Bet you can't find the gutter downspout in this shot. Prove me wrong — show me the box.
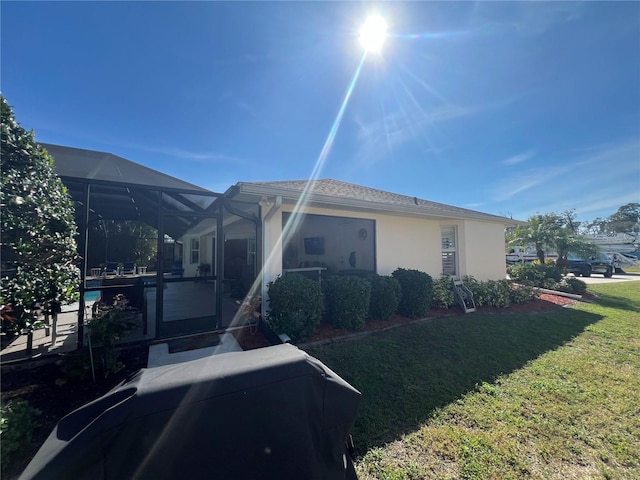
[261,196,282,318]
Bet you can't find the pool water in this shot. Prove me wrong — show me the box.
[84,291,100,302]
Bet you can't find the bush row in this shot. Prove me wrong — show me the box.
[267,268,543,343]
[432,275,539,308]
[507,263,587,294]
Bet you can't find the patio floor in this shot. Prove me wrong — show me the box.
[0,284,248,364]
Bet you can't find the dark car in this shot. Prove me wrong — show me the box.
[567,252,614,278]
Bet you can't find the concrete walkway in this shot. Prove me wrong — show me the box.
[147,332,242,367]
[572,272,640,284]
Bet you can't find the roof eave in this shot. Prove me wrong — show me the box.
[237,182,522,225]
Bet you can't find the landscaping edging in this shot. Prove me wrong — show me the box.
[298,316,435,350]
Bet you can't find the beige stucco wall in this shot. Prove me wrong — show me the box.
[458,220,507,281]
[260,203,507,284]
[375,215,443,277]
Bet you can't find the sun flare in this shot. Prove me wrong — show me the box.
[359,14,387,53]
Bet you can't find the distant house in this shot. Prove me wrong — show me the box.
[47,143,522,341]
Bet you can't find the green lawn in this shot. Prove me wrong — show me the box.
[305,283,640,479]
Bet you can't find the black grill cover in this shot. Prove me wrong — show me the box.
[20,344,360,480]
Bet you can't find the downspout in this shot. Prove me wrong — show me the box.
[261,196,282,318]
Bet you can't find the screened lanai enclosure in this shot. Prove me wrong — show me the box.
[45,144,260,347]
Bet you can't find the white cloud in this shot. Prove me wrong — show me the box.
[115,142,244,165]
[470,1,585,37]
[354,103,468,165]
[502,149,535,166]
[493,163,572,202]
[494,138,640,220]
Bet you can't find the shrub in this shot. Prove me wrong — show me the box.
[508,262,562,287]
[556,277,587,294]
[533,258,556,266]
[508,283,539,304]
[324,276,372,330]
[432,275,456,309]
[88,294,140,376]
[1,96,80,338]
[1,399,40,471]
[463,277,512,308]
[368,275,401,321]
[266,274,322,342]
[392,268,433,318]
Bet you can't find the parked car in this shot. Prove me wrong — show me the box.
[567,252,614,278]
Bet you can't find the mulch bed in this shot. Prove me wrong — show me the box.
[230,326,273,350]
[1,292,577,479]
[306,292,578,344]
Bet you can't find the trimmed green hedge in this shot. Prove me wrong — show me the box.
[432,275,456,309]
[324,275,372,330]
[392,268,433,318]
[368,275,401,321]
[266,274,323,342]
[556,277,587,294]
[462,277,538,307]
[508,262,562,287]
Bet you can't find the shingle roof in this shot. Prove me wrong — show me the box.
[239,179,516,223]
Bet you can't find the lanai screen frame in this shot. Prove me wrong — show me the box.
[61,177,225,348]
[44,142,231,347]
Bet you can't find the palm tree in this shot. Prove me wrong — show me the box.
[508,214,562,264]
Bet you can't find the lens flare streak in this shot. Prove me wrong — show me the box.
[283,51,368,237]
[227,51,369,330]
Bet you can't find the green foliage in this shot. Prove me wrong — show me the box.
[368,275,401,321]
[432,275,456,309]
[462,277,511,308]
[606,203,640,234]
[1,96,79,336]
[88,294,140,376]
[88,220,158,271]
[508,283,539,304]
[392,268,433,318]
[266,274,323,342]
[508,211,598,268]
[508,262,562,287]
[556,277,588,295]
[324,276,372,330]
[1,399,40,470]
[508,214,563,264]
[311,283,640,478]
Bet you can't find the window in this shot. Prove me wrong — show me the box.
[190,238,200,264]
[282,213,375,274]
[441,226,457,275]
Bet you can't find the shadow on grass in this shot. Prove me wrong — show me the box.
[591,292,639,312]
[306,309,603,455]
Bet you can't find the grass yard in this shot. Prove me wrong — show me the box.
[305,283,640,479]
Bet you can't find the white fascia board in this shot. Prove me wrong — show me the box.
[238,183,523,226]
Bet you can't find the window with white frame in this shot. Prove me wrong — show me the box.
[190,238,200,264]
[441,226,457,275]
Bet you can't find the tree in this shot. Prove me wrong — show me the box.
[607,203,640,234]
[582,217,608,235]
[560,209,581,234]
[87,220,158,271]
[0,96,79,335]
[508,214,563,263]
[551,227,599,270]
[508,211,598,268]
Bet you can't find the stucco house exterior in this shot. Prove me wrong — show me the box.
[47,143,522,341]
[221,180,521,307]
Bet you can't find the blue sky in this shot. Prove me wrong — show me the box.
[2,1,639,223]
